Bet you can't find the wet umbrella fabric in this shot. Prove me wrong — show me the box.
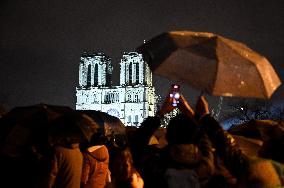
[77,110,127,147]
[77,110,126,137]
[228,119,281,140]
[137,31,281,99]
[0,104,65,157]
[0,104,99,157]
[47,112,100,146]
[228,119,284,163]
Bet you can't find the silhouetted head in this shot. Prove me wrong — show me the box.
[166,113,199,145]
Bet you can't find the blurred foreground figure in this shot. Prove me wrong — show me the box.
[111,147,144,188]
[131,85,284,188]
[81,134,111,188]
[196,95,284,188]
[39,113,92,188]
[129,89,214,188]
[0,105,100,188]
[45,142,83,188]
[164,113,215,188]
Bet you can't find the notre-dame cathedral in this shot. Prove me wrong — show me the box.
[76,51,156,126]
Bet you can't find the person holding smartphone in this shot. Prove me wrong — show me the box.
[130,85,215,188]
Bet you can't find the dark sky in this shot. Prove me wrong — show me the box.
[0,0,283,114]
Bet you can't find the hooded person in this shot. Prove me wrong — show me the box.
[81,142,111,188]
[164,113,215,188]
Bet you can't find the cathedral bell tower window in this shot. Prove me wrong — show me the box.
[94,64,98,86]
[87,64,91,87]
[135,63,139,84]
[128,63,132,85]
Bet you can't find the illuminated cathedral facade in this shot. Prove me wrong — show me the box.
[76,52,156,126]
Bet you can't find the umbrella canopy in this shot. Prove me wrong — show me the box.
[48,112,99,146]
[228,119,284,163]
[227,119,279,140]
[228,121,261,140]
[77,110,127,147]
[0,104,99,157]
[231,135,263,157]
[137,31,281,99]
[77,110,126,137]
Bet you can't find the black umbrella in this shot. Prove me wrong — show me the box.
[47,112,99,146]
[77,110,126,137]
[77,110,127,147]
[0,104,99,157]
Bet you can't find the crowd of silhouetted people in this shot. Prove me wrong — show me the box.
[0,89,284,188]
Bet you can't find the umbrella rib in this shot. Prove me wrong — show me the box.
[219,37,262,63]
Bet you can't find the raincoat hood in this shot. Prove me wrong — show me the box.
[87,145,109,162]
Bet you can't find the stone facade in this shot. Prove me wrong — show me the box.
[76,52,156,126]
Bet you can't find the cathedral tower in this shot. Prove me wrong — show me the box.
[76,51,156,126]
[78,52,112,88]
[120,52,152,86]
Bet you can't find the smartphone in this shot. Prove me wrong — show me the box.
[170,84,180,106]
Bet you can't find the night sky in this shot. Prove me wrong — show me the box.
[1,0,283,115]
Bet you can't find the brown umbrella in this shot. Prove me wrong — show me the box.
[137,31,281,99]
